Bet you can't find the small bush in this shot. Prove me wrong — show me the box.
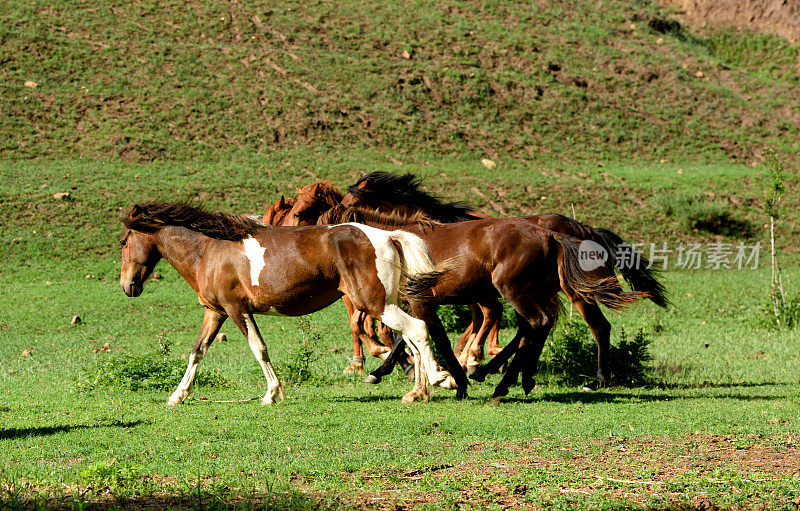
[539,321,653,387]
[656,194,753,237]
[759,295,800,329]
[437,304,473,333]
[437,302,518,333]
[76,335,227,392]
[79,458,140,489]
[282,317,319,385]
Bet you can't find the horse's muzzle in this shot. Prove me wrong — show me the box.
[121,280,143,297]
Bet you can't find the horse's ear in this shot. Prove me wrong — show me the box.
[294,185,302,194]
[278,195,287,207]
[129,204,143,219]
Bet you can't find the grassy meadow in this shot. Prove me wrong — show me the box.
[3,0,800,508]
[2,157,800,510]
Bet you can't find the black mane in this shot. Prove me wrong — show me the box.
[347,172,479,223]
[122,201,263,241]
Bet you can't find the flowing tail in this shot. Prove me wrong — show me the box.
[555,234,651,311]
[387,231,454,300]
[592,228,669,308]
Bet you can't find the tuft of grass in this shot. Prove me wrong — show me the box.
[75,339,227,392]
[656,194,754,237]
[282,317,320,385]
[539,320,653,387]
[79,458,141,490]
[759,295,800,330]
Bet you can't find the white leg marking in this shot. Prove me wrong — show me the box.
[168,352,204,406]
[380,304,454,389]
[243,315,285,404]
[242,236,266,287]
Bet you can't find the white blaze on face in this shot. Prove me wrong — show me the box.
[243,236,267,286]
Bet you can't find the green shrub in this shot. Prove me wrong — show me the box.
[760,295,800,329]
[656,194,753,237]
[437,302,518,333]
[79,458,140,489]
[75,335,227,392]
[282,317,319,385]
[538,321,653,387]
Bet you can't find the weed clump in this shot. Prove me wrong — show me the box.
[282,317,320,385]
[437,302,518,333]
[538,321,653,387]
[759,296,800,330]
[75,332,227,392]
[79,458,141,489]
[657,194,753,238]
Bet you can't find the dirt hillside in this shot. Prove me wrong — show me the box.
[660,0,800,41]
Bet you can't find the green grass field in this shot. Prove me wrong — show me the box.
[3,0,800,508]
[2,157,799,510]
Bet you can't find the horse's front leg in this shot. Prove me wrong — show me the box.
[229,312,285,404]
[168,308,226,406]
[342,295,366,375]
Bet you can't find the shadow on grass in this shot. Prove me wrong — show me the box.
[0,490,335,511]
[0,420,144,441]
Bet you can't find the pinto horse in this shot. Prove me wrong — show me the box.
[261,183,405,374]
[118,201,458,404]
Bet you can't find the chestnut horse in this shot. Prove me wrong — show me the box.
[118,201,458,404]
[312,206,652,400]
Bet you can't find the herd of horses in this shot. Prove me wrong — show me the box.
[119,172,667,405]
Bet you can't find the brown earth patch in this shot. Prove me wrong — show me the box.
[324,434,800,510]
[658,0,800,42]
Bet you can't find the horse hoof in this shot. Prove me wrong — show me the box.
[469,371,486,383]
[437,375,458,390]
[456,388,468,401]
[522,379,536,396]
[363,374,381,385]
[490,396,503,407]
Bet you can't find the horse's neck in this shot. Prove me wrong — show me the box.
[153,226,209,286]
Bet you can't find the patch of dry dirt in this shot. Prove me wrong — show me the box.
[658,0,800,42]
[331,434,800,510]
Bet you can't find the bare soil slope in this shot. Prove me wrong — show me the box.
[660,0,800,41]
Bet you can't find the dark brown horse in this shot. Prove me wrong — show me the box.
[341,173,668,385]
[314,206,652,399]
[290,172,667,389]
[118,201,457,404]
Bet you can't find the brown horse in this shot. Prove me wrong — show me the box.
[118,201,458,404]
[270,175,496,376]
[312,206,652,399]
[261,183,403,374]
[335,172,668,388]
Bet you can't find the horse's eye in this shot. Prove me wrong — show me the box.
[119,239,127,247]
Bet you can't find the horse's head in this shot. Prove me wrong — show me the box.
[284,182,342,226]
[119,208,163,297]
[262,195,295,226]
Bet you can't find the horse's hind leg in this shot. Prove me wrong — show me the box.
[168,308,226,406]
[229,312,284,404]
[342,295,365,374]
[572,299,611,390]
[465,299,503,375]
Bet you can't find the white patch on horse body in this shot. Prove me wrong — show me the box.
[344,223,400,298]
[242,236,266,287]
